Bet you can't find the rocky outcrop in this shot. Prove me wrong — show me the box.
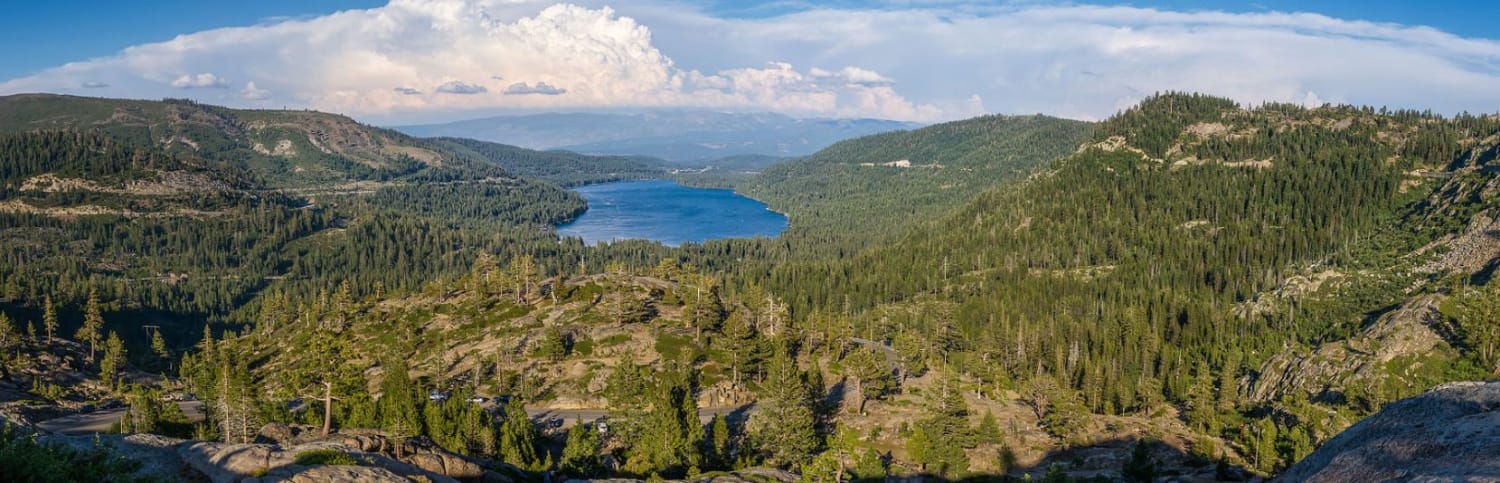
[255,422,299,445]
[40,433,189,481]
[562,468,800,483]
[246,464,410,483]
[1280,381,1500,481]
[178,435,474,483]
[1242,295,1451,404]
[178,441,297,483]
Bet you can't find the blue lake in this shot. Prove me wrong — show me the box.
[556,180,788,246]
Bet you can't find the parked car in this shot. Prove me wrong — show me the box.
[465,395,486,404]
[428,390,449,402]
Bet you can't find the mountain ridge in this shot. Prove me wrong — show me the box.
[395,110,922,162]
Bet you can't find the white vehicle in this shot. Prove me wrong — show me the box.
[465,396,486,404]
[428,390,449,401]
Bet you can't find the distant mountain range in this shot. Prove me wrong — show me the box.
[394,111,922,163]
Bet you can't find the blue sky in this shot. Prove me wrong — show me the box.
[0,1,383,80]
[3,1,1497,123]
[702,0,1500,38]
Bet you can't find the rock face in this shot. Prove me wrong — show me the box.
[246,464,411,483]
[40,433,189,481]
[561,468,799,483]
[1280,381,1500,481]
[178,436,471,483]
[1243,295,1451,404]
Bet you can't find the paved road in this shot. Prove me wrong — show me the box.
[38,400,751,436]
[37,401,207,436]
[531,405,751,429]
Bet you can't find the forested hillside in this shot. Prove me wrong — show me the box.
[8,93,1500,482]
[428,136,666,187]
[756,93,1500,473]
[742,114,1094,254]
[0,95,681,352]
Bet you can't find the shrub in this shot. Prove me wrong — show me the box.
[294,449,359,466]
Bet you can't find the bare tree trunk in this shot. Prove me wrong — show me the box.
[852,376,866,415]
[321,381,333,437]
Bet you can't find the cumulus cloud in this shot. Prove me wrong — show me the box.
[629,3,1500,119]
[2,1,1498,122]
[0,2,942,121]
[435,80,488,94]
[80,81,109,89]
[503,81,566,95]
[241,81,271,100]
[810,67,893,86]
[169,73,230,89]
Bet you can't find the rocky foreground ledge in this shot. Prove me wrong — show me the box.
[1280,381,1500,482]
[41,428,500,483]
[38,424,800,483]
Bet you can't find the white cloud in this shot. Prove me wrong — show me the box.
[2,1,1498,122]
[80,81,109,89]
[241,81,271,100]
[0,1,940,121]
[503,80,566,95]
[626,2,1500,119]
[435,80,488,94]
[169,73,230,89]
[810,67,893,86]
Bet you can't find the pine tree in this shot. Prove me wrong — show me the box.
[42,295,57,343]
[100,331,126,390]
[851,448,887,482]
[1279,425,1314,469]
[747,344,818,467]
[1186,361,1218,433]
[1455,284,1500,373]
[0,311,17,349]
[378,357,423,451]
[151,330,170,366]
[561,419,602,477]
[470,252,501,296]
[1252,418,1279,473]
[926,366,969,441]
[600,268,650,325]
[511,254,536,303]
[974,410,1002,445]
[1217,354,1241,412]
[623,364,703,477]
[685,274,724,340]
[722,309,763,384]
[709,413,731,470]
[289,314,355,438]
[121,385,162,435]
[535,327,569,361]
[799,450,845,483]
[214,351,260,444]
[77,288,105,363]
[500,399,540,469]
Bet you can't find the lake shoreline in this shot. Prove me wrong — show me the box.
[554,179,788,246]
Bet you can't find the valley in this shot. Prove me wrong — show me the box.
[2,92,1500,483]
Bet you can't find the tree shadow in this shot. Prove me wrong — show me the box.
[897,436,1257,482]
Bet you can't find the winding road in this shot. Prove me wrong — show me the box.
[37,401,751,436]
[36,401,208,435]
